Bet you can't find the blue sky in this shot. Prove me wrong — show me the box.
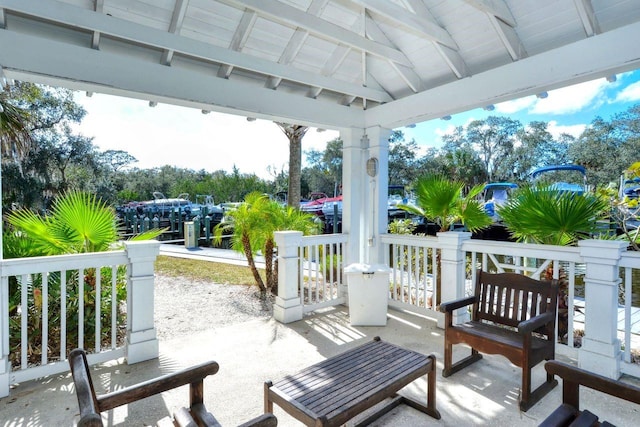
[76,71,640,180]
[403,70,640,149]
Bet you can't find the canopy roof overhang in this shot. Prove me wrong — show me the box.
[1,0,640,131]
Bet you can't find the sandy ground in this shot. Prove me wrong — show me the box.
[154,274,274,341]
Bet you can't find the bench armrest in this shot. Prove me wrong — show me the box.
[545,360,640,408]
[439,295,477,313]
[97,360,220,411]
[517,311,554,334]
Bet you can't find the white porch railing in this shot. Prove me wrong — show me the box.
[0,241,160,397]
[275,230,640,381]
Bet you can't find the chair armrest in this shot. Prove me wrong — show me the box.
[545,360,640,408]
[98,360,220,412]
[518,311,555,334]
[439,295,477,313]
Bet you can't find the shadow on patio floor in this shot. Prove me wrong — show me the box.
[1,307,638,426]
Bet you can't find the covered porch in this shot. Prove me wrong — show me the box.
[1,0,640,424]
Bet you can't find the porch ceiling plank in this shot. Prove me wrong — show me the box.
[217,0,412,66]
[217,9,257,79]
[90,0,104,50]
[0,29,365,129]
[365,20,640,129]
[0,0,391,103]
[160,0,190,66]
[364,14,423,93]
[352,0,458,51]
[573,0,601,37]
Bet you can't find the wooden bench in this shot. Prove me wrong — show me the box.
[264,337,440,426]
[540,360,640,426]
[439,270,559,411]
[69,348,277,427]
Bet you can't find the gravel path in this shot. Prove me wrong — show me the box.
[154,274,274,341]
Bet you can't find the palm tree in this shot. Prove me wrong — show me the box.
[0,90,32,161]
[398,174,492,306]
[214,192,319,297]
[275,123,308,208]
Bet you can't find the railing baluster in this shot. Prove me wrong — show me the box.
[42,273,48,365]
[61,271,66,360]
[79,268,84,349]
[20,274,29,370]
[625,266,632,363]
[111,266,117,349]
[95,267,101,352]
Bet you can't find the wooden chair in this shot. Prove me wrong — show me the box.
[439,270,559,411]
[540,360,640,426]
[69,348,277,427]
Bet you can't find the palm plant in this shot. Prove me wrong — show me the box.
[398,174,492,233]
[497,185,609,245]
[497,184,609,344]
[214,192,319,296]
[0,90,32,161]
[398,174,491,306]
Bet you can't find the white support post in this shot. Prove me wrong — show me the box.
[340,128,367,265]
[437,232,472,328]
[364,126,391,265]
[274,231,304,323]
[0,270,10,397]
[124,240,160,364]
[578,240,627,379]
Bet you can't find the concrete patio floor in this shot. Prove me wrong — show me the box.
[1,306,639,426]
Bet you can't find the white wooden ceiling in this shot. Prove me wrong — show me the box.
[1,0,640,130]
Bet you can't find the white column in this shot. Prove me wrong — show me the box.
[340,128,367,265]
[578,240,627,379]
[274,231,304,323]
[124,240,160,364]
[0,270,10,397]
[437,232,472,328]
[364,126,391,265]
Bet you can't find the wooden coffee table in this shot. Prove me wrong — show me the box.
[264,337,440,426]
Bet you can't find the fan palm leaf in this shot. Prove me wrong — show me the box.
[497,185,609,246]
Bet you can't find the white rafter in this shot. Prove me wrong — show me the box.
[90,0,103,49]
[573,0,601,37]
[353,0,457,50]
[218,0,411,66]
[0,0,391,103]
[402,0,469,78]
[364,14,423,93]
[160,0,190,66]
[265,0,329,90]
[463,0,526,61]
[217,9,257,78]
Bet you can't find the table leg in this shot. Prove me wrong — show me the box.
[264,381,273,413]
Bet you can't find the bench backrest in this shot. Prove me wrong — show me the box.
[472,270,558,335]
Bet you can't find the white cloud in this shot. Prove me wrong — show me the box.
[614,81,640,103]
[74,93,338,180]
[531,79,608,115]
[546,120,586,139]
[494,96,536,114]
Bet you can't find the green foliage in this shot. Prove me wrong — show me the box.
[399,174,492,233]
[388,218,417,235]
[497,185,610,245]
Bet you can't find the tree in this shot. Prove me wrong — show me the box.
[466,116,522,182]
[276,123,308,207]
[0,88,32,160]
